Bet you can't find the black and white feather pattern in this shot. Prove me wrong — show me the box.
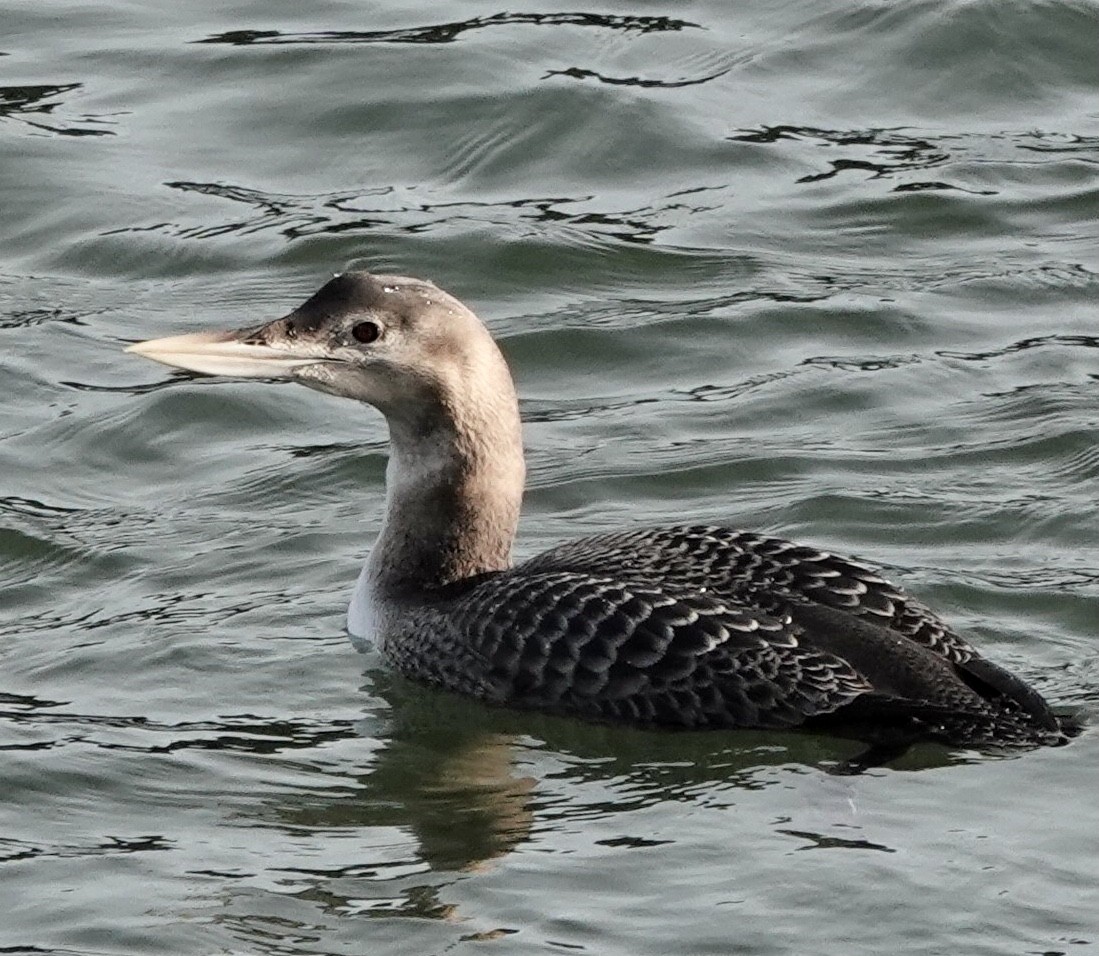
[524,526,972,662]
[387,526,1069,746]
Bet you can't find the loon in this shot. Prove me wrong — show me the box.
[127,271,1072,749]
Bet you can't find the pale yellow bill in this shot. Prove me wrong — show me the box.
[126,330,317,378]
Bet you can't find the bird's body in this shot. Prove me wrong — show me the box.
[127,271,1073,748]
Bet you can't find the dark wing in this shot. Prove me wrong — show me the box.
[523,525,977,664]
[523,525,1062,734]
[445,569,872,729]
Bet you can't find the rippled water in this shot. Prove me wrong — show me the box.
[2,2,1098,954]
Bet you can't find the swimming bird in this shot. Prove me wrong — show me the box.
[127,271,1071,749]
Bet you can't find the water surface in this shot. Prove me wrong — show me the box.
[1,2,1097,954]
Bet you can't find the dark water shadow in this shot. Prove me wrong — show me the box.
[0,693,358,756]
[729,124,998,194]
[105,180,699,247]
[544,66,730,88]
[267,669,989,876]
[937,333,1099,363]
[196,12,699,48]
[0,304,99,330]
[1,672,977,869]
[0,81,116,137]
[2,659,1073,933]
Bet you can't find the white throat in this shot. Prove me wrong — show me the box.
[347,560,377,648]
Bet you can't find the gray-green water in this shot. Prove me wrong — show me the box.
[2,2,1098,954]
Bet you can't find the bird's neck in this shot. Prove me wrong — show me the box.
[364,392,525,601]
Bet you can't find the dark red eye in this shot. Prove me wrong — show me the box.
[351,321,381,344]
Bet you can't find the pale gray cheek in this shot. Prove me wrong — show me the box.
[295,364,379,404]
[295,366,347,397]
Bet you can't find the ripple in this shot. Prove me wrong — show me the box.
[0,696,358,756]
[939,333,1099,363]
[544,65,731,89]
[730,124,1099,195]
[800,353,924,373]
[731,124,953,183]
[0,81,116,138]
[0,304,97,330]
[106,181,746,270]
[0,834,172,862]
[1019,131,1099,155]
[196,13,700,48]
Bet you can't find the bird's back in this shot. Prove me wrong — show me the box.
[379,525,1070,747]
